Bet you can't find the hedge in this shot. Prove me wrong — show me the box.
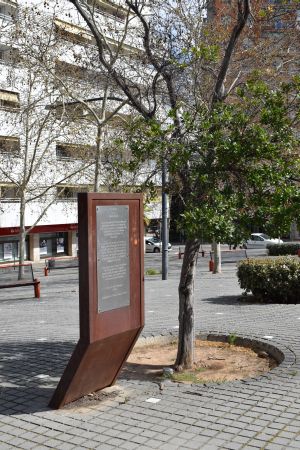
[237,257,300,303]
[267,243,300,256]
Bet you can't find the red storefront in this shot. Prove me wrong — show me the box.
[0,223,78,262]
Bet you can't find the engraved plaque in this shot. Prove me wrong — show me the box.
[96,205,130,312]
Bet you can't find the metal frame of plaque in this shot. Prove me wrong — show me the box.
[49,193,144,409]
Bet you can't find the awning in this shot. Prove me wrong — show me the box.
[54,19,92,42]
[106,36,139,55]
[0,135,19,142]
[1,0,18,7]
[0,90,19,103]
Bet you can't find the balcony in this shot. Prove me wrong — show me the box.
[0,0,17,22]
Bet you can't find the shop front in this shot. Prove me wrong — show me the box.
[0,224,78,262]
[39,232,68,258]
[0,235,29,263]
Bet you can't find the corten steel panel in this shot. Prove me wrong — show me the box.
[49,193,144,409]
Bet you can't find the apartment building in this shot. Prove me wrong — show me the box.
[0,0,155,262]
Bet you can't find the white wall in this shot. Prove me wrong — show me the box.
[0,200,78,228]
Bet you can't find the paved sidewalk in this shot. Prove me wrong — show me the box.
[0,251,300,449]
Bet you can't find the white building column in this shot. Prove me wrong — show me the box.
[68,231,78,257]
[29,233,40,262]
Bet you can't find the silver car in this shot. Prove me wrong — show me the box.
[245,233,283,249]
[145,237,172,253]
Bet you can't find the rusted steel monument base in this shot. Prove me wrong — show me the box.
[49,193,144,409]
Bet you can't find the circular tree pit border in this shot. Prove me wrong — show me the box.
[135,331,296,380]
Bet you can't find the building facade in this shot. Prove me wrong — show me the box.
[0,0,153,262]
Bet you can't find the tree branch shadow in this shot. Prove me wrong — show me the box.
[0,341,76,414]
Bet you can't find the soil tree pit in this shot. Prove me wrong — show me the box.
[122,338,278,383]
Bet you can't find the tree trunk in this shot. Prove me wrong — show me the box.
[213,240,222,274]
[175,238,200,370]
[94,125,103,193]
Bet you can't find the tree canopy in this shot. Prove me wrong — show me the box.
[121,76,299,244]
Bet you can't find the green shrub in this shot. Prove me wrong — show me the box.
[267,243,300,256]
[237,257,300,303]
[145,268,160,276]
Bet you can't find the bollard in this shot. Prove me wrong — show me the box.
[44,266,48,276]
[201,250,205,257]
[178,247,182,259]
[34,279,40,299]
[209,260,214,272]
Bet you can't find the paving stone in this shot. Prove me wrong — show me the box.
[264,444,285,450]
[5,437,26,446]
[102,428,122,438]
[118,442,140,450]
[1,259,300,450]
[222,442,244,450]
[271,436,294,446]
[237,429,258,439]
[53,442,75,450]
[231,434,251,444]
[17,441,37,449]
[31,447,52,450]
[182,437,211,449]
[141,439,166,449]
[94,444,116,450]
[242,447,264,450]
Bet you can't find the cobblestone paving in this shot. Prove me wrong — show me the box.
[0,248,300,449]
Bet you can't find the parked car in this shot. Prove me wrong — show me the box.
[145,237,172,253]
[244,233,283,249]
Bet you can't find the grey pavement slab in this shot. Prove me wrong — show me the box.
[0,249,300,449]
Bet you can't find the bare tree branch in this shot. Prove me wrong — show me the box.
[212,0,251,104]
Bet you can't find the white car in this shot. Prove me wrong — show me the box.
[145,237,172,253]
[245,233,283,249]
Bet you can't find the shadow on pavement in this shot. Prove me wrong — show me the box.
[0,341,76,414]
[201,295,248,305]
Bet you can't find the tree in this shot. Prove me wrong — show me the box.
[0,8,100,271]
[68,0,299,369]
[0,68,96,271]
[1,1,156,270]
[121,76,300,367]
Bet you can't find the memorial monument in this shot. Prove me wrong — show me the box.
[49,193,144,409]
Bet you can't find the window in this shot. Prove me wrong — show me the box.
[274,19,283,30]
[56,142,96,160]
[39,232,67,258]
[0,46,20,65]
[57,185,92,199]
[0,89,19,110]
[106,110,135,127]
[0,136,20,154]
[55,60,88,80]
[55,102,90,120]
[0,184,19,201]
[54,19,93,45]
[0,237,28,262]
[105,36,140,57]
[251,235,264,242]
[55,61,103,83]
[55,61,111,88]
